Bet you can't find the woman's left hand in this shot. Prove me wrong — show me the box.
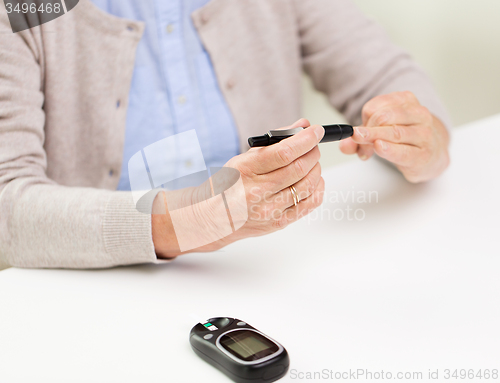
[339,91,450,183]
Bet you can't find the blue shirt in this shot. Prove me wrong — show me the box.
[90,0,240,191]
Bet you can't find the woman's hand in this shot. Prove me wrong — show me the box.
[152,119,325,258]
[339,91,450,183]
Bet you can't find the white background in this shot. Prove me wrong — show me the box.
[1,117,499,382]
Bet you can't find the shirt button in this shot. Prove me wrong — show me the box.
[185,160,193,168]
[166,24,174,34]
[226,79,236,90]
[200,13,209,25]
[177,95,187,104]
[126,24,137,32]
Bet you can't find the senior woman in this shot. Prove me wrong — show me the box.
[0,0,450,268]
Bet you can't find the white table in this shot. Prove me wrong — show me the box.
[1,115,499,383]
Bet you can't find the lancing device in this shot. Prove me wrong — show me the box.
[248,124,353,147]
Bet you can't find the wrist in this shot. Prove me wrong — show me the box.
[151,189,230,258]
[151,191,181,259]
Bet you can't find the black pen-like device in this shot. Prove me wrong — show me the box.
[248,124,353,147]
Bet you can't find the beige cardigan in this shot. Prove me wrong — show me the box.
[0,0,450,268]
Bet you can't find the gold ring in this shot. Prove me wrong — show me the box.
[289,185,300,206]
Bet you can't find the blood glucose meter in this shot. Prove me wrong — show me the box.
[190,317,289,383]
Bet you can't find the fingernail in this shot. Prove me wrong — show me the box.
[359,154,368,161]
[378,140,388,151]
[314,125,325,141]
[355,126,369,139]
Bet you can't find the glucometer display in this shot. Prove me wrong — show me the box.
[220,330,278,361]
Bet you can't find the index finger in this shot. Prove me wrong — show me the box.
[352,125,425,147]
[249,124,325,174]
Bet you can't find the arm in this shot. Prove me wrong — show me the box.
[0,8,326,268]
[0,11,157,269]
[152,119,326,258]
[294,0,451,182]
[295,0,451,129]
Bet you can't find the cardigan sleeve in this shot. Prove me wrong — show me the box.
[294,0,452,128]
[0,8,160,269]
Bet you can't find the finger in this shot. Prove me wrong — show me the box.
[362,91,419,125]
[366,104,432,128]
[339,137,358,155]
[272,177,325,230]
[373,139,422,167]
[357,143,374,161]
[263,146,321,193]
[249,124,325,174]
[273,162,322,210]
[352,125,426,147]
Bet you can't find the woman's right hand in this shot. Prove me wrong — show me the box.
[152,118,325,258]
